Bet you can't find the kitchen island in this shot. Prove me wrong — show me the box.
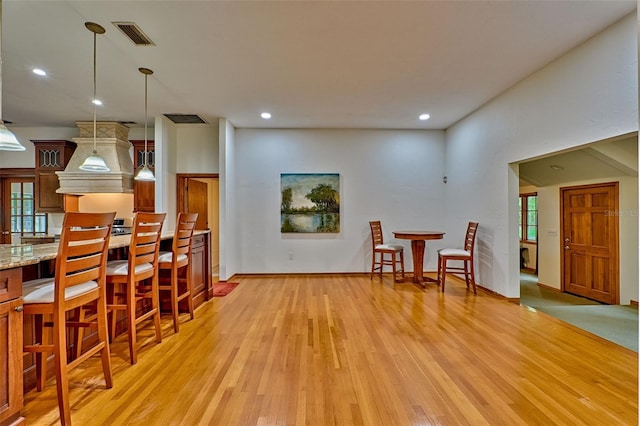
[0,229,212,425]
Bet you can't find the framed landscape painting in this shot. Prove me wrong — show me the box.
[281,173,340,233]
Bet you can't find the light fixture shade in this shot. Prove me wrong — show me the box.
[0,121,26,151]
[79,152,110,172]
[134,164,155,181]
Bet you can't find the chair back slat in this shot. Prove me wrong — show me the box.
[172,213,198,260]
[66,240,108,259]
[369,221,384,246]
[129,212,166,268]
[67,227,111,242]
[55,212,115,299]
[64,253,103,276]
[64,268,101,287]
[463,222,479,252]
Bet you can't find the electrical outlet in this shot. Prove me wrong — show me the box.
[288,252,294,260]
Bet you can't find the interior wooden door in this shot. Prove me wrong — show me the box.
[185,178,208,230]
[561,182,619,304]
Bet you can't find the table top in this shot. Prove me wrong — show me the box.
[393,231,445,240]
[0,229,210,271]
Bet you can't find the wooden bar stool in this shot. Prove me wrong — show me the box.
[22,211,115,426]
[158,212,198,333]
[106,212,166,364]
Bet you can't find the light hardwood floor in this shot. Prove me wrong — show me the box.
[23,274,638,425]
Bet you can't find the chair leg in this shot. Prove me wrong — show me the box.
[370,254,375,279]
[440,257,447,292]
[391,253,397,283]
[152,275,163,343]
[463,261,470,289]
[127,279,137,365]
[186,265,194,321]
[35,314,48,392]
[96,291,113,388]
[53,312,71,426]
[399,251,405,280]
[470,259,477,295]
[74,306,85,359]
[108,283,118,341]
[437,254,442,289]
[171,267,180,333]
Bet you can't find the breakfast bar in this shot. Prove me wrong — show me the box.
[0,230,211,426]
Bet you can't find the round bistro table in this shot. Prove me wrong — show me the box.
[392,231,445,287]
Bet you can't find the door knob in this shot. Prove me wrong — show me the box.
[564,237,570,242]
[1,230,9,235]
[15,305,24,312]
[564,245,570,250]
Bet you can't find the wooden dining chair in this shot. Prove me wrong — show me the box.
[158,212,198,333]
[437,222,479,294]
[106,212,166,364]
[22,211,115,426]
[369,220,405,282]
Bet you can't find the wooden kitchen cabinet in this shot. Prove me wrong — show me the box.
[0,268,24,426]
[158,232,212,311]
[31,140,76,213]
[131,140,155,212]
[190,233,212,306]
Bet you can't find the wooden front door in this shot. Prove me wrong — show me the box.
[561,182,619,304]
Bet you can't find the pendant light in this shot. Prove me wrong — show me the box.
[135,67,155,181]
[0,2,25,151]
[79,22,109,172]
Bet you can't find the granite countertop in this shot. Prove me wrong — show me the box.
[0,229,210,271]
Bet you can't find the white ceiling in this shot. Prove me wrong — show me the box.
[2,1,636,130]
[519,134,638,187]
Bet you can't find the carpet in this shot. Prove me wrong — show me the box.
[520,272,638,352]
[538,304,638,351]
[213,281,239,297]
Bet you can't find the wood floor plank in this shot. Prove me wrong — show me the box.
[22,274,638,425]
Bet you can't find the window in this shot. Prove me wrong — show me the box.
[10,181,47,239]
[519,193,537,242]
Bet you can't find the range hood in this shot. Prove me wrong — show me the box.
[57,121,134,195]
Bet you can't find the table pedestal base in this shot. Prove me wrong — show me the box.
[409,240,439,288]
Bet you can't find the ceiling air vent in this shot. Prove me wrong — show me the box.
[112,22,155,46]
[163,114,207,124]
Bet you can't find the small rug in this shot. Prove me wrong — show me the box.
[213,282,239,297]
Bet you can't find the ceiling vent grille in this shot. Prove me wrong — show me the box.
[112,22,155,46]
[164,114,207,124]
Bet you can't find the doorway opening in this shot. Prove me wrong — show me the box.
[177,174,220,279]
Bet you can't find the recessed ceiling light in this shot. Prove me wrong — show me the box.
[32,68,47,76]
[261,112,271,119]
[419,113,430,121]
[92,99,103,106]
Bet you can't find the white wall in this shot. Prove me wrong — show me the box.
[445,13,638,298]
[155,116,177,230]
[536,176,638,304]
[175,125,219,173]
[209,179,220,275]
[233,128,446,273]
[219,119,237,280]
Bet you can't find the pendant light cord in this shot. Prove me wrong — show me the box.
[92,29,98,154]
[144,72,148,167]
